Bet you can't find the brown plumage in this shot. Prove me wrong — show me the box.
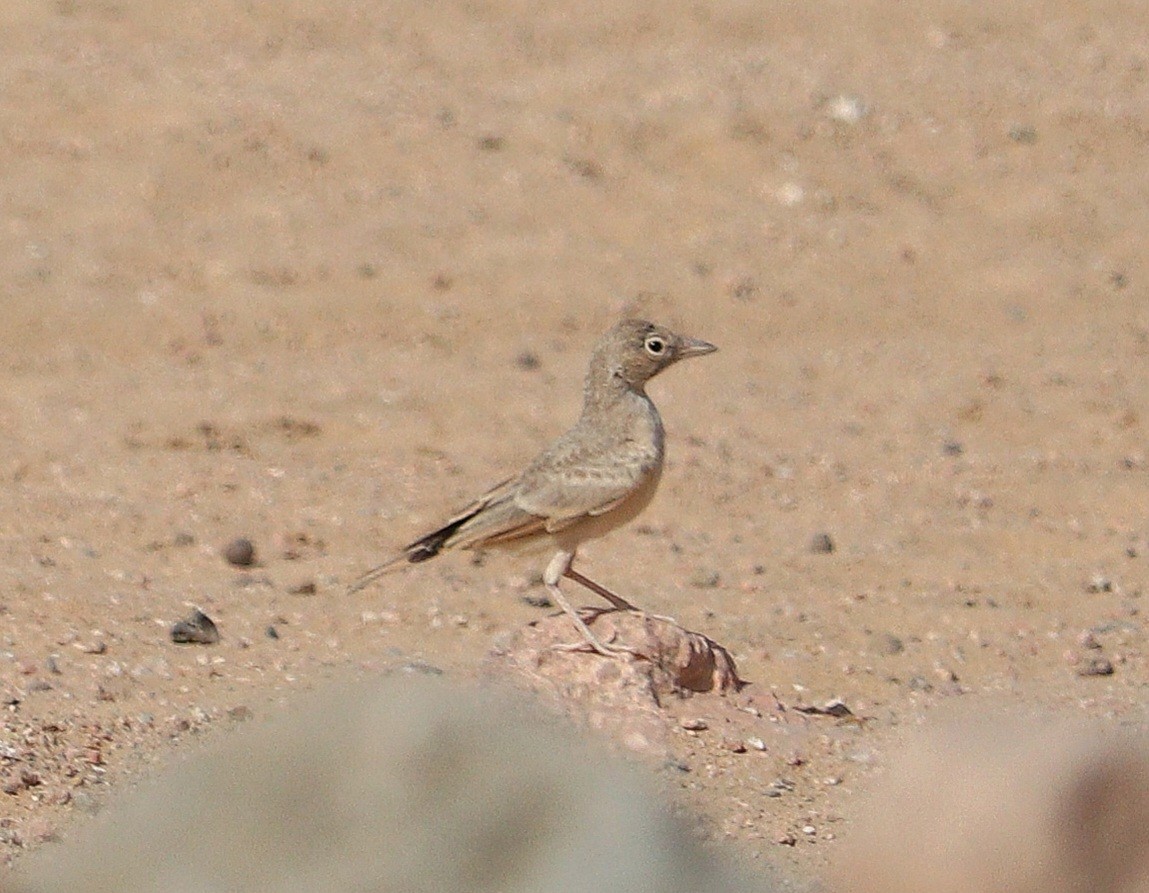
[348,318,717,655]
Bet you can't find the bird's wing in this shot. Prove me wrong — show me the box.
[435,476,549,549]
[513,444,652,533]
[406,474,556,551]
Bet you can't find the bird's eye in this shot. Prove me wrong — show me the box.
[644,336,666,356]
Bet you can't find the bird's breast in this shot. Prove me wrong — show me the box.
[620,392,665,467]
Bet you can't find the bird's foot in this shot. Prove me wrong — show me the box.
[573,605,675,625]
[626,608,677,625]
[546,583,641,657]
[551,635,640,658]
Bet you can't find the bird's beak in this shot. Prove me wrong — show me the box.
[678,336,717,359]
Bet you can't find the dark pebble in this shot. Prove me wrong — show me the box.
[1008,124,1037,143]
[1077,657,1115,677]
[907,675,933,692]
[287,580,317,596]
[515,350,541,371]
[171,609,221,645]
[690,569,721,589]
[522,593,553,609]
[223,538,256,567]
[265,625,279,640]
[809,532,835,554]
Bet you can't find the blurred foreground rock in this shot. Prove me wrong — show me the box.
[834,714,1149,893]
[5,677,776,893]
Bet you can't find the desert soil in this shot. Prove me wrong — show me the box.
[3,0,1149,885]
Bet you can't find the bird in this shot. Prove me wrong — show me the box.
[347,318,717,656]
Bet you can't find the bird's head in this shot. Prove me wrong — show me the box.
[589,319,717,394]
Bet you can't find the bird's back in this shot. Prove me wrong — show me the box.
[430,390,664,554]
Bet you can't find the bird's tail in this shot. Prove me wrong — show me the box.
[345,512,476,594]
[344,552,407,594]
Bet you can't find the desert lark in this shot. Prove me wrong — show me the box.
[348,318,717,656]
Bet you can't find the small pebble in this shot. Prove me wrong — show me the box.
[1077,657,1114,677]
[690,570,721,589]
[1078,630,1102,650]
[1008,124,1037,144]
[721,736,747,753]
[680,717,708,731]
[515,350,541,371]
[777,182,805,206]
[826,94,867,124]
[907,675,933,692]
[287,580,317,596]
[809,532,835,554]
[399,661,444,677]
[171,609,220,645]
[1085,573,1114,593]
[265,625,279,640]
[223,538,256,567]
[747,737,767,751]
[934,665,959,683]
[727,275,758,301]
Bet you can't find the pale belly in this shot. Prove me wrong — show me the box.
[549,461,664,553]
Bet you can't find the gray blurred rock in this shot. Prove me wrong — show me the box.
[8,678,778,893]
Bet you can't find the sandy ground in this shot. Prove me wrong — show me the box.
[3,0,1149,885]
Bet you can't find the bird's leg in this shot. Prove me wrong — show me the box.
[543,551,636,657]
[562,567,639,611]
[564,564,677,625]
